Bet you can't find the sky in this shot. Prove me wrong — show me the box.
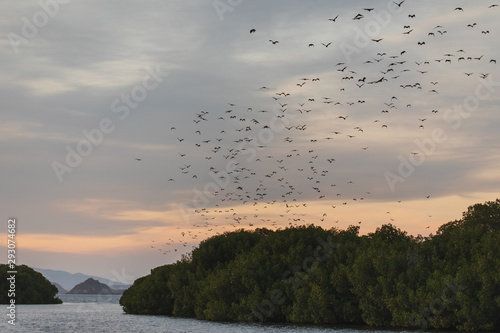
[1,0,499,283]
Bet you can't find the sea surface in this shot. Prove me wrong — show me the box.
[2,294,423,332]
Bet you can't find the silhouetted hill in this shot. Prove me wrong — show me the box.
[68,278,122,295]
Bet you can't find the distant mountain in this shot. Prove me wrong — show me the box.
[52,282,68,295]
[33,267,131,291]
[67,278,122,295]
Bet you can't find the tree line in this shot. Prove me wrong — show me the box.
[0,264,62,304]
[120,199,500,331]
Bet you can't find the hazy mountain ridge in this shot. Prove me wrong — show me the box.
[52,282,68,295]
[33,267,131,291]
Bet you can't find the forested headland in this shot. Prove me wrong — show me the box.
[0,264,62,304]
[120,199,500,331]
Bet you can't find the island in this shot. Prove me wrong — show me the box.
[120,199,500,332]
[0,264,62,304]
[67,277,122,295]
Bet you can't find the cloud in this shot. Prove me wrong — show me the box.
[1,0,498,279]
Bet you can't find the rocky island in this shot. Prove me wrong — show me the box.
[67,277,122,295]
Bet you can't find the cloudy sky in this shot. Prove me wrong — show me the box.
[1,0,499,282]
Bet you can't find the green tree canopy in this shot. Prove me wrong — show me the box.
[120,199,500,332]
[0,264,62,304]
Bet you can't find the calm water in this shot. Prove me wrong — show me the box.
[2,294,418,333]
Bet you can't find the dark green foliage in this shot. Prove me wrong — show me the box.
[0,264,62,304]
[120,199,500,331]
